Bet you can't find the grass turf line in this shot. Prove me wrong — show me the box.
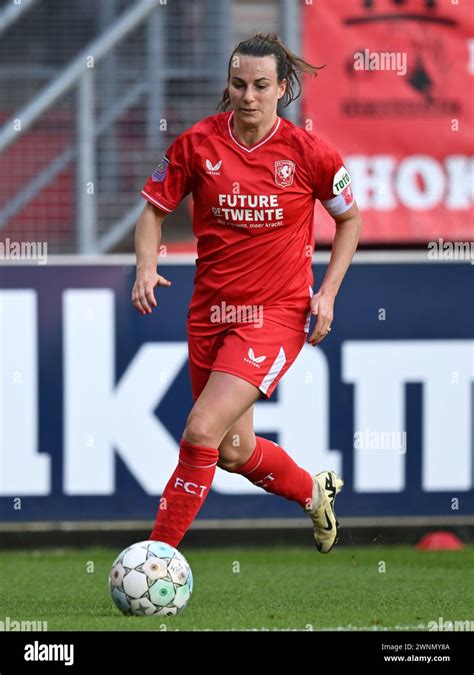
[0,546,473,631]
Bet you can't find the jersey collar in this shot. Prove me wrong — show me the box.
[227,111,281,153]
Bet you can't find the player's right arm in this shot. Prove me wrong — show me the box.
[132,202,172,316]
[134,126,196,315]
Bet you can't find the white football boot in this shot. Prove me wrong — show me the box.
[307,471,344,553]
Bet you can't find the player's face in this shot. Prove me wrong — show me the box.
[228,55,286,126]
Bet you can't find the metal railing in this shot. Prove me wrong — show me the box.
[0,0,161,252]
[0,0,299,254]
[0,0,38,36]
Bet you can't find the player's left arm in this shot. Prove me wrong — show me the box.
[309,201,362,346]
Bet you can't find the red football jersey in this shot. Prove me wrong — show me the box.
[142,111,354,334]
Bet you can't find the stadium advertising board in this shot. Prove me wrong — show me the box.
[0,260,472,522]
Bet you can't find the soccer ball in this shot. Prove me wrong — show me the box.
[109,540,193,616]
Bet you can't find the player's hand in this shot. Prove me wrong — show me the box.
[131,270,171,315]
[308,290,334,345]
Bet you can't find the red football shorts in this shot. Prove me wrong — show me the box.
[187,319,307,401]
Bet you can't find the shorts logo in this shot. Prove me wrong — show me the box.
[274,160,295,187]
[151,155,169,182]
[244,348,266,368]
[206,159,222,175]
[333,166,351,195]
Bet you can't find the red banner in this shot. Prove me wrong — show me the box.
[302,0,474,244]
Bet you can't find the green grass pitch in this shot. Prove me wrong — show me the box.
[0,546,473,631]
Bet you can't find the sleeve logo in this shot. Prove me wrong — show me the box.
[151,155,170,182]
[333,166,352,195]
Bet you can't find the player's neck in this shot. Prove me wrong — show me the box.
[232,113,278,148]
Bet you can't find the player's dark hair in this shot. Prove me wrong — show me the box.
[218,32,324,112]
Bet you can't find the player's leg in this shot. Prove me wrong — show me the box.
[214,321,344,553]
[149,370,261,547]
[220,418,343,552]
[218,411,343,553]
[216,406,256,471]
[182,371,259,449]
[218,410,314,508]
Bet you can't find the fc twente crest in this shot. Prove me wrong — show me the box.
[274,160,296,187]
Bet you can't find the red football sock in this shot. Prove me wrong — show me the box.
[149,439,218,547]
[233,436,313,509]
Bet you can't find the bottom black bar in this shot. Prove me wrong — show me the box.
[0,630,471,672]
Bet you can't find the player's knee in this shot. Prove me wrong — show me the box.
[183,410,220,448]
[217,455,241,472]
[217,442,247,472]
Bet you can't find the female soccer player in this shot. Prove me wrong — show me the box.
[132,33,361,553]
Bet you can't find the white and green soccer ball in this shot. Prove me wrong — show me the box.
[109,540,193,617]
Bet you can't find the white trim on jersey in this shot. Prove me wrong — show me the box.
[227,111,281,153]
[321,193,354,217]
[141,189,173,213]
[258,346,287,395]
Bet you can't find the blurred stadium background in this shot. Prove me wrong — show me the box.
[0,0,473,633]
[0,0,295,253]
